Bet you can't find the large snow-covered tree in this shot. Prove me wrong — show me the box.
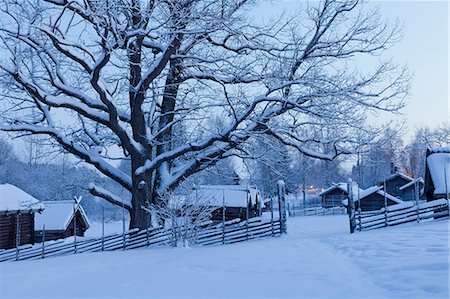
[0,0,408,228]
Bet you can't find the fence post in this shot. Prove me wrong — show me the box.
[294,193,298,216]
[277,180,287,234]
[314,195,317,215]
[73,201,77,254]
[383,180,388,227]
[102,206,105,251]
[15,213,20,261]
[222,190,226,244]
[445,165,450,217]
[347,179,356,233]
[270,196,274,236]
[414,180,420,223]
[357,203,362,232]
[332,196,335,215]
[41,224,45,259]
[246,196,249,241]
[357,188,362,232]
[303,186,306,216]
[117,191,125,250]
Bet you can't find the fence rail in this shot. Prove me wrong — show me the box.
[2,181,289,263]
[354,198,449,232]
[289,206,346,217]
[0,217,283,262]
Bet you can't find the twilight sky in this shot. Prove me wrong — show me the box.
[255,0,449,142]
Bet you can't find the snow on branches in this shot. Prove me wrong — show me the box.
[0,0,409,228]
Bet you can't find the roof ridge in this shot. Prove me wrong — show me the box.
[42,200,77,204]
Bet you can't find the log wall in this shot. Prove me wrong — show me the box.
[0,214,35,249]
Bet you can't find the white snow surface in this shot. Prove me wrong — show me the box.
[0,184,44,213]
[34,201,90,231]
[427,152,450,195]
[0,216,448,298]
[194,185,260,207]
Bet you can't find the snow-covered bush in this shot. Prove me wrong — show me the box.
[143,190,216,247]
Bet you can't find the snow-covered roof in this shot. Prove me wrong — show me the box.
[0,184,44,214]
[427,152,450,196]
[194,185,260,207]
[399,177,424,191]
[428,147,450,154]
[342,185,403,206]
[319,182,363,198]
[35,200,90,231]
[383,172,414,184]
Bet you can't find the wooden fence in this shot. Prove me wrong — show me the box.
[0,216,282,262]
[352,198,449,232]
[288,206,346,217]
[1,181,288,262]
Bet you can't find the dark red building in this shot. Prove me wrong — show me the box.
[0,184,44,249]
[35,200,90,242]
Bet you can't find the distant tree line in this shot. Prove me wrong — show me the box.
[1,122,447,221]
[352,123,450,188]
[0,138,127,221]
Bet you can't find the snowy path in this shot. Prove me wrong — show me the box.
[0,216,448,298]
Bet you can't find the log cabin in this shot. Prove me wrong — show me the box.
[0,184,44,249]
[342,185,404,212]
[424,148,450,201]
[319,182,363,208]
[194,185,262,221]
[34,200,90,242]
[378,172,414,199]
[398,178,424,202]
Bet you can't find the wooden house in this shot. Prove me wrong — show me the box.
[378,172,414,199]
[34,200,90,242]
[424,148,450,201]
[319,182,363,208]
[0,184,44,249]
[398,178,424,202]
[342,186,403,211]
[194,185,262,221]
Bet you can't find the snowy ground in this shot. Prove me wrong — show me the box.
[0,215,448,298]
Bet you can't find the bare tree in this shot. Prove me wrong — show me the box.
[351,125,405,187]
[403,123,450,178]
[0,138,12,165]
[0,0,409,228]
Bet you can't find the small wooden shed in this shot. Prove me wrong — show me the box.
[399,178,424,202]
[34,200,90,242]
[342,186,403,211]
[378,172,414,199]
[424,148,450,201]
[194,185,262,221]
[319,182,363,208]
[0,184,44,249]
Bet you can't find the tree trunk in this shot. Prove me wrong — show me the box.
[129,157,152,229]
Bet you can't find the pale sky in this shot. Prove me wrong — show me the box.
[2,0,449,157]
[376,1,448,140]
[255,0,449,142]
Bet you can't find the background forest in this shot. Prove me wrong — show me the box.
[1,122,448,220]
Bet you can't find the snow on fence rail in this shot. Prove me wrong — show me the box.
[1,181,288,262]
[353,198,449,232]
[0,217,283,262]
[289,206,346,217]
